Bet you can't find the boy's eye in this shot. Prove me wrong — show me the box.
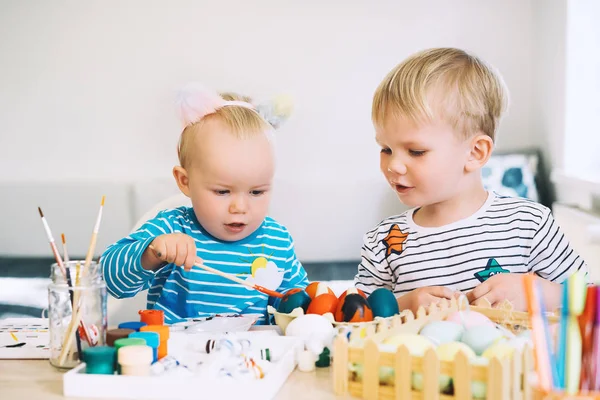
[214,190,230,195]
[250,190,267,196]
[380,148,392,155]
[409,150,426,157]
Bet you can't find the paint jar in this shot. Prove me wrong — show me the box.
[118,345,153,376]
[82,346,116,374]
[129,331,160,363]
[139,309,164,326]
[113,338,146,372]
[117,321,147,332]
[140,325,169,359]
[48,261,107,369]
[106,328,134,347]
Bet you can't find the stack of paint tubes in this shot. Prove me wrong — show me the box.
[525,271,600,395]
[199,334,273,380]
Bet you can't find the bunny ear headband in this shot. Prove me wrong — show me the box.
[176,82,293,130]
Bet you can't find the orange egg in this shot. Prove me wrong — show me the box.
[335,293,373,323]
[307,293,338,315]
[305,282,334,299]
[337,287,367,304]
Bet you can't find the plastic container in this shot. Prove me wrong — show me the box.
[139,325,169,359]
[139,310,164,326]
[118,345,153,376]
[82,346,116,375]
[129,331,160,363]
[117,322,147,332]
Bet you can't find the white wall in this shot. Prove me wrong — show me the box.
[0,0,537,261]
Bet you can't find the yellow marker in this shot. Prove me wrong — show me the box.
[10,332,18,342]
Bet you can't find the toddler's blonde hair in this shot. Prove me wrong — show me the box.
[178,92,271,168]
[372,48,508,141]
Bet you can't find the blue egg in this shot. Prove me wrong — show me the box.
[367,288,399,318]
[277,289,311,314]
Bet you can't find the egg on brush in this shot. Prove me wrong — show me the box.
[276,288,311,314]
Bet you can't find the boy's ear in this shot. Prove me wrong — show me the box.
[173,166,192,197]
[465,133,494,173]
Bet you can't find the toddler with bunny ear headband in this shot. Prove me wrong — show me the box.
[100,83,307,324]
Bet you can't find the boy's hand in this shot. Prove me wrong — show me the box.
[141,233,202,272]
[466,273,526,311]
[397,286,458,315]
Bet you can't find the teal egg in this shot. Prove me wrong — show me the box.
[367,288,399,318]
[277,289,311,314]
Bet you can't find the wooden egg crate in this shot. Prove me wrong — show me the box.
[332,297,549,400]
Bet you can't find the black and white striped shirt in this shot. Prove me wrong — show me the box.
[354,192,587,296]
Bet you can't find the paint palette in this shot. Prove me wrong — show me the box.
[0,318,50,359]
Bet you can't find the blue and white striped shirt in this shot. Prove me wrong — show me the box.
[100,207,308,324]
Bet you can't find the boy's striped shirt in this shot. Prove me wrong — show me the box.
[355,192,587,296]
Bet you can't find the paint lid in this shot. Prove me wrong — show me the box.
[82,346,116,365]
[118,321,148,332]
[107,328,135,347]
[139,309,164,325]
[114,337,146,351]
[118,345,153,366]
[129,331,160,348]
[140,324,170,340]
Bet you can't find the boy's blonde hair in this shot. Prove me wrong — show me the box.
[372,48,508,141]
[178,92,271,168]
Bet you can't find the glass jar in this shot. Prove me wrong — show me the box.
[48,260,107,369]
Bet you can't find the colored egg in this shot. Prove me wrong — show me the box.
[419,320,464,345]
[337,287,367,304]
[277,288,311,314]
[382,334,434,391]
[481,341,515,359]
[445,310,494,329]
[435,342,476,392]
[307,293,338,316]
[367,288,399,318]
[382,334,434,355]
[305,282,335,299]
[334,293,373,322]
[285,314,335,346]
[460,325,504,356]
[349,363,395,385]
[471,357,489,399]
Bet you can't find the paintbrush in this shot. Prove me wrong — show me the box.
[60,233,85,357]
[38,208,87,355]
[148,244,283,298]
[58,196,106,366]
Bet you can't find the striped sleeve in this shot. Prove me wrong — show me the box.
[527,208,588,283]
[100,211,173,299]
[354,229,394,296]
[269,231,308,308]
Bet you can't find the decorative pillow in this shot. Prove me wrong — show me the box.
[482,153,540,202]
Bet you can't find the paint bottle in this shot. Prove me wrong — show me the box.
[118,345,153,376]
[106,328,134,347]
[138,309,164,326]
[139,325,169,359]
[82,346,115,374]
[129,331,160,363]
[117,321,147,332]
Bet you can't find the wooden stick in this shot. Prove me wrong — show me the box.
[58,196,105,366]
[148,244,283,298]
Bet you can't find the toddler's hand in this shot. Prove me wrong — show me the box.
[142,233,202,272]
[397,286,457,315]
[466,273,525,311]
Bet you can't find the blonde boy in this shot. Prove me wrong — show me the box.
[355,48,586,313]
